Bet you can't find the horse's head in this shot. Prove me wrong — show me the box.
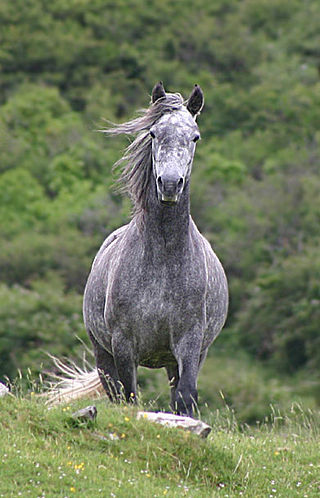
[150,82,204,205]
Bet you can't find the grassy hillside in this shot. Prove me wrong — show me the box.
[0,394,319,497]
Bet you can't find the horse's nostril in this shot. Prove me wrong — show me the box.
[157,176,163,187]
[178,178,184,187]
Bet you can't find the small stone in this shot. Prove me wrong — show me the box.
[0,383,9,398]
[71,405,97,421]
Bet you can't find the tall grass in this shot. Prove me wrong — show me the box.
[0,372,319,497]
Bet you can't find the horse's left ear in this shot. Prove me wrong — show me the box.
[187,84,204,117]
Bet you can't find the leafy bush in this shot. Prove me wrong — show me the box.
[236,248,320,374]
[0,276,87,381]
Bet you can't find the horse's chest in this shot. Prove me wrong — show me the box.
[105,252,206,336]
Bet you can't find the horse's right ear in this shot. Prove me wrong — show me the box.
[152,81,166,103]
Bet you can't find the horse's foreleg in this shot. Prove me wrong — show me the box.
[88,330,120,401]
[173,334,202,417]
[112,335,138,403]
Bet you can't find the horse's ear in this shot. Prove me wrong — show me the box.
[187,84,204,117]
[152,81,166,103]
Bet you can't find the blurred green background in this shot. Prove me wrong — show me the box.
[0,0,319,423]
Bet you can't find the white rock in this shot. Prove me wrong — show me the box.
[71,405,97,421]
[137,411,212,438]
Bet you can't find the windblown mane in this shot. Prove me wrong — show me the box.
[101,92,184,212]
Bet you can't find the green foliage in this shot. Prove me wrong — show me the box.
[0,0,319,414]
[0,230,95,290]
[0,85,82,181]
[0,276,87,380]
[237,248,320,373]
[0,168,49,237]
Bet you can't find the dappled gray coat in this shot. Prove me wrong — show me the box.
[83,83,228,416]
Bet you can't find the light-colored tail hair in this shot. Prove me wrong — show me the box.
[44,356,104,406]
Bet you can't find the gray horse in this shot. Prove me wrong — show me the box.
[81,82,228,416]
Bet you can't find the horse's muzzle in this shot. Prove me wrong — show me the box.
[157,175,184,204]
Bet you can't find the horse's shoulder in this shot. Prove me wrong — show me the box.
[93,224,129,266]
[190,218,214,256]
[190,218,226,276]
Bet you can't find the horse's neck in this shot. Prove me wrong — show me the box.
[139,181,191,253]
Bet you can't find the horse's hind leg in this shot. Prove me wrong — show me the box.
[88,330,120,401]
[166,364,179,411]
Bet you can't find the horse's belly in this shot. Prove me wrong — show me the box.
[105,276,206,365]
[139,350,176,368]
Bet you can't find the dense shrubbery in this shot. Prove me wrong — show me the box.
[0,276,86,379]
[0,0,319,411]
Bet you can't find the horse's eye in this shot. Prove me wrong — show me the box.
[150,130,155,139]
[193,135,200,143]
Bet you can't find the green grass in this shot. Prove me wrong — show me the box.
[0,394,319,497]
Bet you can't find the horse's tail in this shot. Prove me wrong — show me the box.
[43,356,104,406]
